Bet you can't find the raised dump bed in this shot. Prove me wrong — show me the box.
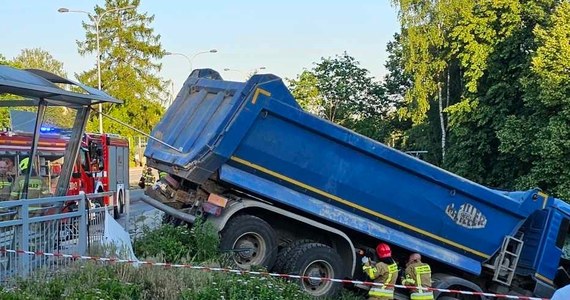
[145,71,550,276]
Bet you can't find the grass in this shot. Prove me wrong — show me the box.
[0,219,364,299]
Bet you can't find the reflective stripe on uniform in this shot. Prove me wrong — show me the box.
[363,265,377,279]
[411,291,434,300]
[10,177,48,199]
[369,287,394,298]
[415,264,431,287]
[385,263,398,284]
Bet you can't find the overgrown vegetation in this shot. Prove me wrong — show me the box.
[133,218,220,263]
[0,220,362,299]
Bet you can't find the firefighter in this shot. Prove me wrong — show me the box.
[139,166,155,189]
[362,243,399,299]
[10,158,50,200]
[0,160,12,200]
[402,253,434,300]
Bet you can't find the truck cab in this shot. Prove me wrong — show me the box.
[514,199,570,296]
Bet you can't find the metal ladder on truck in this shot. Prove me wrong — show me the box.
[487,233,524,286]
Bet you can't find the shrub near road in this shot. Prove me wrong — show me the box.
[0,219,362,299]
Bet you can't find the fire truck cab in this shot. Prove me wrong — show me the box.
[0,129,129,218]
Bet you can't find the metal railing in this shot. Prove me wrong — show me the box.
[0,192,116,281]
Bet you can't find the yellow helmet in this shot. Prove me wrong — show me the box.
[19,157,29,170]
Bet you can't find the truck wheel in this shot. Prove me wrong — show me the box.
[220,215,277,270]
[162,214,183,226]
[432,273,484,300]
[273,239,314,273]
[284,242,345,298]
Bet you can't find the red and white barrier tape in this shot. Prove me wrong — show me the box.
[0,248,549,300]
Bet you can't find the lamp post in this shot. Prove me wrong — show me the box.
[58,5,135,134]
[165,49,218,72]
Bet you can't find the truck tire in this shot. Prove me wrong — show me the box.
[273,238,314,273]
[220,214,277,270]
[284,242,345,298]
[432,273,485,300]
[162,214,183,226]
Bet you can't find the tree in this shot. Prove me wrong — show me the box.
[381,32,443,163]
[0,54,15,129]
[289,53,393,142]
[287,70,323,116]
[76,0,166,139]
[383,33,412,104]
[391,0,471,162]
[9,48,75,129]
[499,1,570,199]
[11,48,66,77]
[313,53,390,124]
[444,0,557,188]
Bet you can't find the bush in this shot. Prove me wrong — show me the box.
[133,218,219,263]
[0,218,364,299]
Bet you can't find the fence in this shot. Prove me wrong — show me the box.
[0,192,115,281]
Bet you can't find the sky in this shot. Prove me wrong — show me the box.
[1,1,400,97]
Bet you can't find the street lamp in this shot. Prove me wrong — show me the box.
[164,49,217,72]
[58,5,136,134]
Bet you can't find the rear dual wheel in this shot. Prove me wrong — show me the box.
[283,242,345,298]
[220,215,278,270]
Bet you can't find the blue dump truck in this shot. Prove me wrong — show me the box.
[143,69,570,298]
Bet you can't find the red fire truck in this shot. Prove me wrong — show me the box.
[0,130,129,218]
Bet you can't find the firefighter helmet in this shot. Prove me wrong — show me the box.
[376,243,392,258]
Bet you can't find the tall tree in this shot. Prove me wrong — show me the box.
[391,0,469,162]
[76,0,166,138]
[313,53,390,125]
[9,48,73,129]
[499,1,570,199]
[287,71,324,116]
[289,53,393,142]
[11,48,66,77]
[445,0,557,188]
[383,33,412,104]
[0,54,15,129]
